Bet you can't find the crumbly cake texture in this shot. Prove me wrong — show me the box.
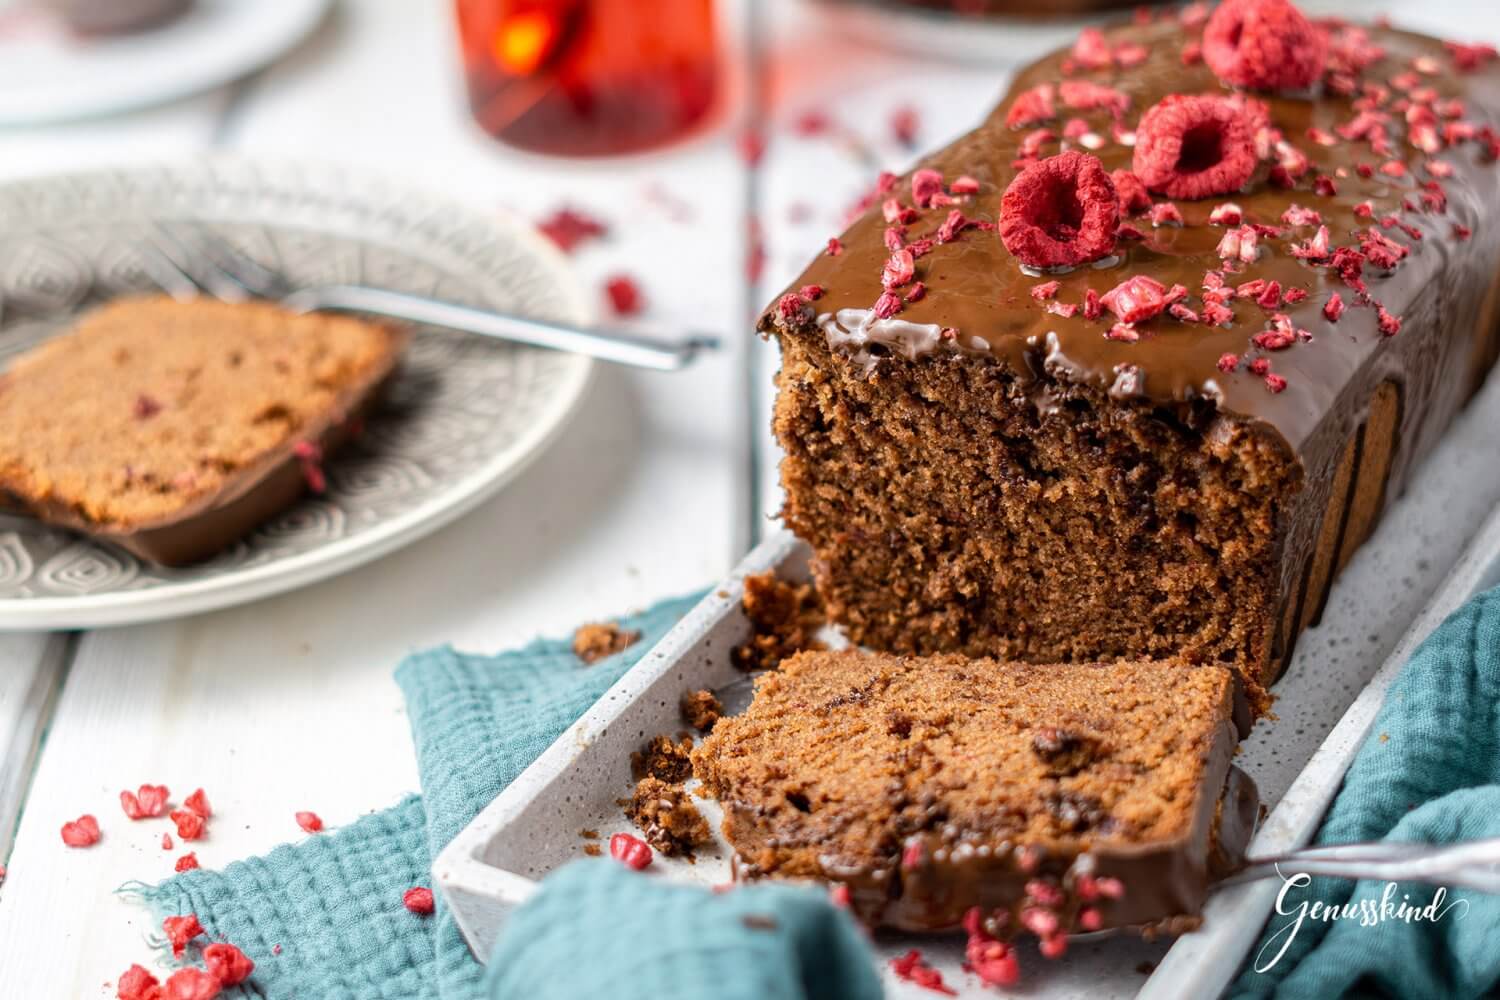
[730,571,826,672]
[760,8,1500,704]
[627,777,711,857]
[0,296,406,564]
[693,650,1256,939]
[680,689,724,732]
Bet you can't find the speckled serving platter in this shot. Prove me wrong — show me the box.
[437,370,1500,999]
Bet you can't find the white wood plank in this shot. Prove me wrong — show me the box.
[0,1,754,995]
[0,633,71,865]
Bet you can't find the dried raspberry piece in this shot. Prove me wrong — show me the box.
[403,886,436,915]
[825,237,843,257]
[61,814,100,848]
[1039,933,1068,959]
[1047,301,1080,318]
[1083,288,1102,320]
[998,152,1120,269]
[911,169,944,209]
[1265,372,1289,393]
[296,812,324,834]
[1217,353,1240,372]
[963,908,1020,987]
[169,809,205,842]
[950,175,980,195]
[1105,322,1139,342]
[609,832,653,870]
[117,965,161,1000]
[1133,95,1257,200]
[291,441,326,495]
[1203,0,1328,91]
[1150,202,1184,227]
[1059,80,1130,118]
[1006,84,1056,129]
[202,943,254,987]
[161,833,174,850]
[604,276,645,317]
[1109,170,1152,216]
[162,968,220,1000]
[1209,202,1244,226]
[163,914,205,958]
[904,282,927,304]
[1078,906,1104,932]
[829,884,852,909]
[536,208,608,254]
[890,949,955,996]
[872,291,903,320]
[935,210,970,244]
[891,106,920,147]
[1071,27,1113,70]
[1101,276,1169,324]
[181,788,211,819]
[1377,307,1402,336]
[1030,281,1061,301]
[175,853,200,873]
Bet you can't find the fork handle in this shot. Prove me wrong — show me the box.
[1222,837,1500,894]
[281,285,719,371]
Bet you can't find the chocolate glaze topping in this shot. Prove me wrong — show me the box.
[761,18,1500,463]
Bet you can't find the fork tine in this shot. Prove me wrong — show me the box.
[152,226,255,303]
[172,227,288,300]
[139,237,206,303]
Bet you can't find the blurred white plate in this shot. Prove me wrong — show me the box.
[0,0,330,125]
[804,0,1107,66]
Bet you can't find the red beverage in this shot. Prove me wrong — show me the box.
[454,0,719,157]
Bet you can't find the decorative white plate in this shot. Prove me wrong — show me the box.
[0,159,593,629]
[0,0,330,125]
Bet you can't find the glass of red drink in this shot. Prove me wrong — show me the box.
[454,0,720,157]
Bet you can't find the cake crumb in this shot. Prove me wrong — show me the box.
[627,777,710,857]
[583,843,602,856]
[579,828,599,839]
[731,572,825,672]
[631,734,694,783]
[680,689,724,733]
[573,621,642,665]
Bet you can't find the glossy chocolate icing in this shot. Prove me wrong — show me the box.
[762,16,1500,676]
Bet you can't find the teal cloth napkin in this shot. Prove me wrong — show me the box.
[133,593,880,1000]
[1231,585,1500,1000]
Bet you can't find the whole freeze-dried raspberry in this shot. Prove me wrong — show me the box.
[998,151,1119,269]
[1133,95,1257,200]
[1203,0,1328,91]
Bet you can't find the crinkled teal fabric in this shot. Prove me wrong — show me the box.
[133,592,875,1000]
[1231,586,1500,1000]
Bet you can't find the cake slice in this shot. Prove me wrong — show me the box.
[0,296,407,565]
[693,650,1257,941]
[760,7,1500,708]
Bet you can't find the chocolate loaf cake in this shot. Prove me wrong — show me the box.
[0,296,407,565]
[693,649,1257,941]
[760,4,1500,705]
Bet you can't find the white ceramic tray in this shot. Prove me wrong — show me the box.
[437,371,1500,998]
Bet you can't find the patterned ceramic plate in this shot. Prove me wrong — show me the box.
[0,160,593,629]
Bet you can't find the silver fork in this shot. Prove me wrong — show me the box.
[139,227,720,372]
[1221,837,1500,894]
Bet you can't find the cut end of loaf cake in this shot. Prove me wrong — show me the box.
[693,649,1256,934]
[0,295,406,562]
[774,333,1292,710]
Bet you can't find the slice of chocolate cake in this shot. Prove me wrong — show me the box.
[0,296,407,565]
[760,4,1500,708]
[693,649,1257,946]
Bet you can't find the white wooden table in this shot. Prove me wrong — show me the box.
[0,1,1496,996]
